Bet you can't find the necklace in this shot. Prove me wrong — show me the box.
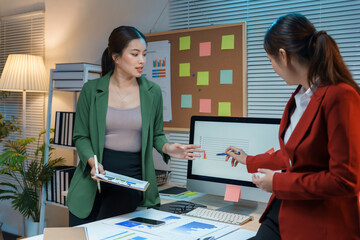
[110,77,137,103]
[117,92,129,102]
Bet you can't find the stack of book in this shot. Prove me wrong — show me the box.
[54,111,76,146]
[46,166,76,206]
[53,62,101,88]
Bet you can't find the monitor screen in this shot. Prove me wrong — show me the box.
[187,116,281,204]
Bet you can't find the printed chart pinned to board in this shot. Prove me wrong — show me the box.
[146,22,247,129]
[143,40,172,122]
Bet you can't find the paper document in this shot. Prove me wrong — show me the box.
[95,170,149,191]
[104,208,240,240]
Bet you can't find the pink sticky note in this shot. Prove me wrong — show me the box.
[199,99,211,113]
[224,184,241,202]
[199,42,211,57]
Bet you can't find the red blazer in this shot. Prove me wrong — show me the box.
[247,83,360,240]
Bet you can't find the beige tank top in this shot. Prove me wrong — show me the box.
[104,105,142,152]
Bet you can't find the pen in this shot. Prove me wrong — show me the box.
[84,226,89,240]
[94,155,101,193]
[216,151,241,156]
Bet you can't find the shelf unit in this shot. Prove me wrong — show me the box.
[39,64,101,233]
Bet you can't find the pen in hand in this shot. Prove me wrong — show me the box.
[94,155,101,193]
[216,151,241,156]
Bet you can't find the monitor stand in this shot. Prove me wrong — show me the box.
[191,195,258,215]
[218,199,258,215]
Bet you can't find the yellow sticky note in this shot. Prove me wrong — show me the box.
[224,184,241,202]
[197,71,209,85]
[218,102,231,116]
[179,36,191,50]
[179,63,190,77]
[221,34,235,50]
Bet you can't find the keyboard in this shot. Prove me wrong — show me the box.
[185,207,253,225]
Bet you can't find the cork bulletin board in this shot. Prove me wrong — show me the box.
[146,22,247,131]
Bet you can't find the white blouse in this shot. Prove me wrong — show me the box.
[284,83,318,166]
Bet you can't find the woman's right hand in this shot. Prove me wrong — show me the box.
[224,146,248,167]
[88,157,105,178]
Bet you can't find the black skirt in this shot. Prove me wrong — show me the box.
[69,148,142,226]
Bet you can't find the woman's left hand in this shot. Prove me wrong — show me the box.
[252,168,275,193]
[163,143,204,160]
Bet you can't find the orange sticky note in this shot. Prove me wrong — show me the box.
[224,184,241,202]
[199,99,211,113]
[266,148,275,154]
[199,42,211,56]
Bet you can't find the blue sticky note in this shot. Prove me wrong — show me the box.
[181,94,192,108]
[220,70,233,84]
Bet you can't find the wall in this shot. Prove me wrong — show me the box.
[0,0,170,236]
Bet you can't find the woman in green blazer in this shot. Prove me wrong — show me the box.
[66,26,202,226]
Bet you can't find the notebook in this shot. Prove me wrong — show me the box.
[43,227,87,240]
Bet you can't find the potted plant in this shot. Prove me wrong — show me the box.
[0,92,19,144]
[0,129,63,235]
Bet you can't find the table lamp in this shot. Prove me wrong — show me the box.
[0,54,48,138]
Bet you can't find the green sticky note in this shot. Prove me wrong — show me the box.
[220,70,233,84]
[181,94,192,108]
[184,191,199,197]
[179,36,191,50]
[218,102,231,116]
[197,71,209,85]
[221,34,235,50]
[179,63,190,77]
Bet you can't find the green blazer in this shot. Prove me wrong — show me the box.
[66,72,170,218]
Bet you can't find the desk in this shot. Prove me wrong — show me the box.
[25,189,263,239]
[25,208,256,240]
[158,187,265,232]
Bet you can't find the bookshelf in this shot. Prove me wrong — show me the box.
[39,63,101,233]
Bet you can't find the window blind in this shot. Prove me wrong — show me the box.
[169,0,360,118]
[168,132,190,186]
[0,11,45,183]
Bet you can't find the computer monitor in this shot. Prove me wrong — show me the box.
[187,116,280,212]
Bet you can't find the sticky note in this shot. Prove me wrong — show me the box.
[184,191,198,197]
[179,63,190,77]
[199,42,211,56]
[181,94,192,108]
[197,71,209,85]
[199,99,211,113]
[220,69,233,84]
[179,36,191,50]
[224,184,241,202]
[221,34,235,50]
[218,102,231,116]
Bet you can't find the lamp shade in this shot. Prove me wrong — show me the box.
[0,54,48,92]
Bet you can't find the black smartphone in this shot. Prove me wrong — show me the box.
[129,217,165,226]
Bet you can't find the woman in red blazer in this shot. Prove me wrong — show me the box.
[226,13,360,240]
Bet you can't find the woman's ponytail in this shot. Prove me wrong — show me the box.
[101,47,114,77]
[308,31,360,93]
[265,13,360,94]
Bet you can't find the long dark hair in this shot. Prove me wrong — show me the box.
[101,26,147,76]
[264,13,360,94]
